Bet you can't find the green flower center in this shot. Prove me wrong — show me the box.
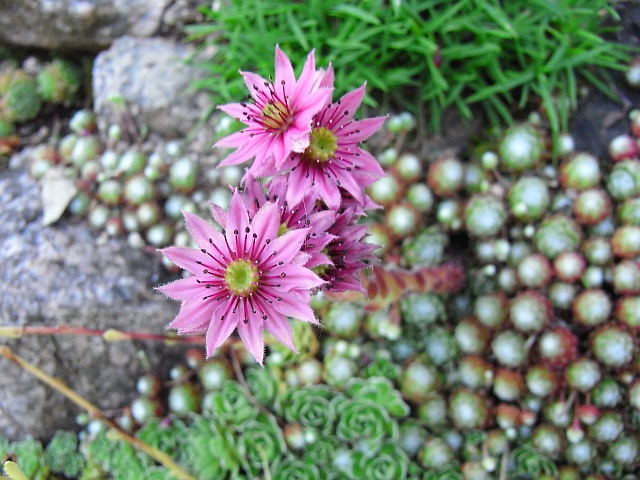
[262,100,292,131]
[302,127,338,164]
[225,259,260,297]
[277,223,289,237]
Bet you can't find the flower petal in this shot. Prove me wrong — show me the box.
[260,301,297,353]
[251,201,280,248]
[270,290,319,325]
[205,304,238,358]
[183,211,225,252]
[241,71,270,103]
[167,298,215,331]
[236,308,265,365]
[156,275,203,301]
[266,264,326,291]
[225,190,251,253]
[160,246,207,275]
[332,84,366,129]
[210,203,228,229]
[338,116,387,143]
[260,227,308,267]
[216,102,248,123]
[274,45,296,92]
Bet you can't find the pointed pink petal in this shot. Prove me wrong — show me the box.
[328,167,364,205]
[260,227,308,267]
[285,164,313,207]
[331,85,366,129]
[266,264,325,291]
[215,129,250,149]
[251,201,280,247]
[270,291,319,325]
[241,71,270,103]
[156,276,203,301]
[205,305,238,358]
[338,116,387,143]
[183,211,225,252]
[350,148,385,178]
[225,190,250,251]
[167,298,215,331]
[210,203,228,229]
[319,64,334,89]
[294,88,332,121]
[236,310,265,365]
[160,246,207,274]
[315,172,341,209]
[292,49,316,98]
[260,302,297,353]
[274,45,296,92]
[216,102,248,123]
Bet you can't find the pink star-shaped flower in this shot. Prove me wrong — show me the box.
[157,190,325,364]
[215,46,332,172]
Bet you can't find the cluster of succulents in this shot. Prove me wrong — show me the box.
[0,57,82,141]
[27,108,242,268]
[5,108,640,479]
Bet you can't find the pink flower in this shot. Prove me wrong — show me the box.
[157,190,325,365]
[282,84,387,209]
[321,206,378,293]
[215,46,332,172]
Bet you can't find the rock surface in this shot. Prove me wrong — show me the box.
[0,168,184,440]
[0,0,171,51]
[92,36,213,140]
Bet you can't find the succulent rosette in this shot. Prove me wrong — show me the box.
[345,376,410,418]
[271,457,322,480]
[202,380,256,425]
[281,385,336,435]
[244,365,279,407]
[182,416,242,479]
[157,190,325,364]
[352,441,409,480]
[237,413,286,477]
[333,397,398,448]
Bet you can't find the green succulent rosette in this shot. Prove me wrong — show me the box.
[301,437,340,470]
[0,437,49,480]
[202,379,256,425]
[362,350,401,381]
[345,376,410,418]
[282,384,337,435]
[510,443,558,478]
[0,69,41,122]
[272,456,322,480]
[352,441,410,480]
[37,58,81,105]
[245,364,279,408]
[80,430,168,480]
[237,412,286,477]
[333,396,398,449]
[181,416,241,479]
[136,419,185,461]
[422,466,464,480]
[43,430,85,478]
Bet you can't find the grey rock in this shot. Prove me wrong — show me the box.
[0,168,184,440]
[92,36,213,140]
[0,0,171,51]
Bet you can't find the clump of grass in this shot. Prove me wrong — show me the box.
[186,0,634,141]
